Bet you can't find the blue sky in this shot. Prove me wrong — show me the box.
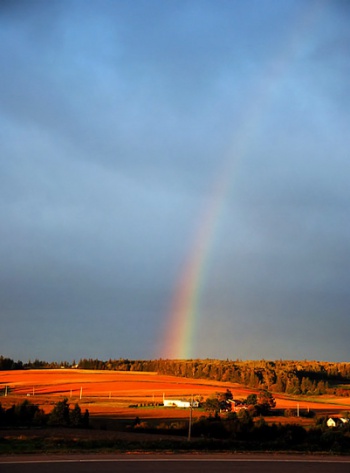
[1,0,349,362]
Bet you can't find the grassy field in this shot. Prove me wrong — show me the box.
[2,369,350,454]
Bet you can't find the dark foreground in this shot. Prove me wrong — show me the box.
[1,454,350,473]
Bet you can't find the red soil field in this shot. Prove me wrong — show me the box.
[1,369,349,420]
[0,369,253,399]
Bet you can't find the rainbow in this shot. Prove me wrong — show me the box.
[162,166,234,359]
[160,2,327,359]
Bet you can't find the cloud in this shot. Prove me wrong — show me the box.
[0,0,349,361]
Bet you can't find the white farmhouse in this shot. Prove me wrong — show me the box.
[327,417,349,428]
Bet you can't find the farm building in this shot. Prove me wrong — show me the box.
[232,401,247,413]
[163,398,199,408]
[327,417,349,428]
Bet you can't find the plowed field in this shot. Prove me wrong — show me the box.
[1,369,349,421]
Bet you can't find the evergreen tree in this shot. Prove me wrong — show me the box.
[69,403,83,427]
[48,398,70,426]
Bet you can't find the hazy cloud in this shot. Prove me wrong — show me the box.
[1,0,349,362]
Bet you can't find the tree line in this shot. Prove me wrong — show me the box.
[0,356,70,371]
[1,355,350,396]
[0,398,89,428]
[77,358,350,396]
[132,409,350,453]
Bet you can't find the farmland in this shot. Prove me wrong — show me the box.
[1,369,350,423]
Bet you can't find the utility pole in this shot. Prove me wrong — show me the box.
[188,395,193,442]
[297,403,300,417]
[5,385,8,397]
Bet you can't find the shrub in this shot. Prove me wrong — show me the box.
[48,399,89,428]
[48,398,70,426]
[0,400,46,427]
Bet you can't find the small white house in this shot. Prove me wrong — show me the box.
[327,417,349,428]
[327,418,337,428]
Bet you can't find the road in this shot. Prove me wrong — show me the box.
[1,454,350,473]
